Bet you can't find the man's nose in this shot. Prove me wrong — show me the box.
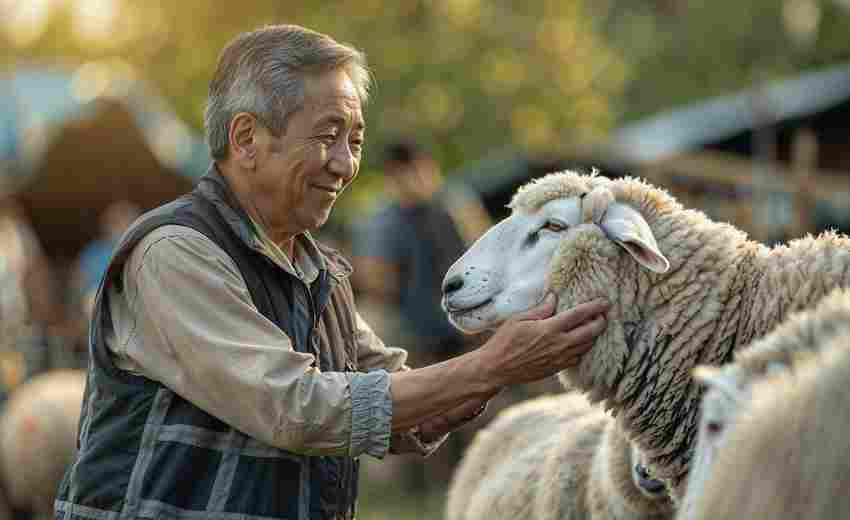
[328,142,357,180]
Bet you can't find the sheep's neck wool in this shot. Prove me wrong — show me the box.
[526,171,850,499]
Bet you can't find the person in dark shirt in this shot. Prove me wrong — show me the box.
[354,138,491,363]
[353,138,494,491]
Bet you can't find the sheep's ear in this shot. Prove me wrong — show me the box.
[600,202,670,274]
[693,366,744,402]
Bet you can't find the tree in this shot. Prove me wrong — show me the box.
[599,0,850,122]
[0,0,628,176]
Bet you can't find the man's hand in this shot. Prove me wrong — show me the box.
[474,294,609,388]
[389,295,608,433]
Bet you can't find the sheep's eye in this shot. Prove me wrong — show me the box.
[542,220,567,233]
[705,420,723,436]
[524,230,540,247]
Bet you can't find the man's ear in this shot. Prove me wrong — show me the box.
[228,112,258,169]
[599,202,670,274]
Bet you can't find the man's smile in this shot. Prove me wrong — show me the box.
[311,183,340,194]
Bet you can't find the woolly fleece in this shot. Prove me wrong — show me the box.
[679,287,850,518]
[511,170,850,498]
[687,334,850,519]
[445,392,673,520]
[0,369,86,513]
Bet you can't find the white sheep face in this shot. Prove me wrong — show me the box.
[679,366,749,519]
[681,360,789,518]
[441,198,581,333]
[441,190,669,334]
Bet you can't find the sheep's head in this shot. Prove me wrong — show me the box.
[677,364,751,516]
[441,171,670,335]
[680,289,850,514]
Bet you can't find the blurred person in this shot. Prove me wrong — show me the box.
[0,200,58,392]
[54,25,609,520]
[73,200,142,317]
[52,201,143,372]
[352,139,493,491]
[353,138,492,365]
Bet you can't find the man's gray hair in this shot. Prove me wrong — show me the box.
[204,24,371,160]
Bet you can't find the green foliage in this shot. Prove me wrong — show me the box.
[601,0,850,122]
[0,0,627,175]
[2,0,850,214]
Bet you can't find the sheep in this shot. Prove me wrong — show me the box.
[0,369,86,515]
[678,287,850,519]
[684,332,850,519]
[441,170,850,500]
[445,391,673,520]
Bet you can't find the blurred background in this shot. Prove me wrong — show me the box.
[1,0,850,519]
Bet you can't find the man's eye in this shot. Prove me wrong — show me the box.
[320,134,337,144]
[542,220,567,232]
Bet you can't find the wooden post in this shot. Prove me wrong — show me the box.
[790,128,818,238]
[750,89,777,243]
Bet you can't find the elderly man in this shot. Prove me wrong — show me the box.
[54,25,609,520]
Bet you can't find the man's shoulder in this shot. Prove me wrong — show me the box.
[127,225,222,266]
[119,190,232,262]
[136,224,215,247]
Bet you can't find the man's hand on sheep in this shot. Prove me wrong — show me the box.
[475,294,609,388]
[388,295,608,432]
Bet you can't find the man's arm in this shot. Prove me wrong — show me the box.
[352,279,609,439]
[389,295,609,432]
[113,226,393,458]
[117,226,608,461]
[352,311,489,453]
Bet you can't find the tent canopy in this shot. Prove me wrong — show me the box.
[13,99,196,262]
[1,64,208,264]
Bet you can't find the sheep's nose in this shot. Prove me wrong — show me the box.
[443,274,464,295]
[635,464,666,495]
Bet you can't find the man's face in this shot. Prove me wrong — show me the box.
[251,68,364,235]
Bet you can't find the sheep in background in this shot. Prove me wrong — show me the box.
[0,370,86,516]
[441,170,850,500]
[685,334,850,519]
[446,391,673,520]
[678,287,850,519]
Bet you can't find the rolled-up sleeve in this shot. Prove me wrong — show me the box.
[110,225,393,458]
[348,371,392,458]
[351,308,452,456]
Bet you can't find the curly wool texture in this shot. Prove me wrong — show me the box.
[511,171,850,498]
[719,286,850,376]
[445,392,673,520]
[0,369,86,513]
[686,333,850,519]
[679,287,850,519]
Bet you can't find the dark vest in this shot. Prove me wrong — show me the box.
[55,169,361,520]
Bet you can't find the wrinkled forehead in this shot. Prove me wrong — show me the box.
[508,170,610,213]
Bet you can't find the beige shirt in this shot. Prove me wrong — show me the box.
[104,224,409,459]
